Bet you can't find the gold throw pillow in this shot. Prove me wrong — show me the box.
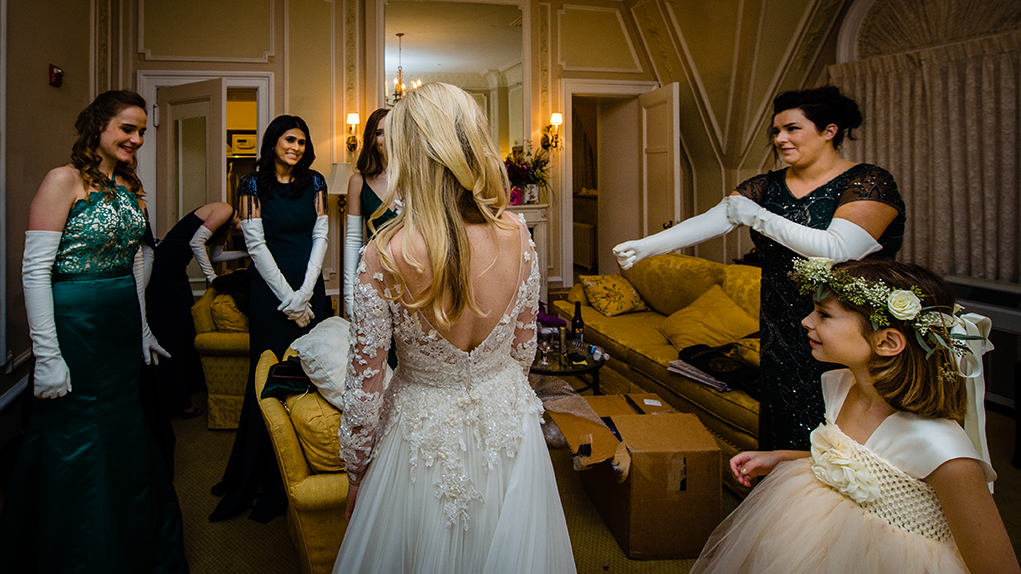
[658,285,759,351]
[580,274,648,317]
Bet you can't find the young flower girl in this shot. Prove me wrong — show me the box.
[691,258,1019,574]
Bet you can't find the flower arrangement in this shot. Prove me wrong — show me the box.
[504,145,550,204]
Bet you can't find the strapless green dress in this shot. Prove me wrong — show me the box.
[0,186,188,573]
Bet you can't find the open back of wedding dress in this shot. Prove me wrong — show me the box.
[334,214,576,574]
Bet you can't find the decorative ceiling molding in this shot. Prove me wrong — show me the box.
[557,5,643,73]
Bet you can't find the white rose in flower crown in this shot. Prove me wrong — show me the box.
[810,426,880,504]
[887,290,922,321]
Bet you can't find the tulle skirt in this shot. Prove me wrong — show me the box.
[333,410,576,574]
[691,459,967,574]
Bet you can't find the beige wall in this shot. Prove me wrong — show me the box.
[4,0,93,365]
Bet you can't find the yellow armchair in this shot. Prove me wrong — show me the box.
[191,288,250,429]
[255,349,349,574]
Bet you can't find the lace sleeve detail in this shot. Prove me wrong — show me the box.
[734,172,771,203]
[339,243,392,484]
[836,164,905,214]
[510,217,540,372]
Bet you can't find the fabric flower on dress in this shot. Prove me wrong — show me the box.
[888,290,922,321]
[810,425,880,504]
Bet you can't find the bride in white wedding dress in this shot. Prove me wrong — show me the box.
[333,82,576,574]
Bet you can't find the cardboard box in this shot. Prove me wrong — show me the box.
[547,393,721,559]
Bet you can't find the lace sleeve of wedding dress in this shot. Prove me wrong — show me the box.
[339,245,391,485]
[509,216,540,373]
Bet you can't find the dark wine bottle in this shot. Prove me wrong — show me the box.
[571,301,585,343]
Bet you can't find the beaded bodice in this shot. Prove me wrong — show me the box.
[53,187,146,281]
[340,215,541,529]
[810,421,952,543]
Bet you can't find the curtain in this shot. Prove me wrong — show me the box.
[829,32,1021,282]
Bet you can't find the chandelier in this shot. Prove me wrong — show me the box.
[386,33,421,106]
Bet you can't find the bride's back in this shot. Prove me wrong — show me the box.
[388,212,525,353]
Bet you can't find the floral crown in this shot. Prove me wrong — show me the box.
[790,257,984,380]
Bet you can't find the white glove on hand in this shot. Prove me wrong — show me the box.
[344,214,363,315]
[613,197,737,270]
[189,225,218,283]
[241,218,307,324]
[278,215,328,325]
[134,244,170,365]
[23,231,72,398]
[727,195,882,262]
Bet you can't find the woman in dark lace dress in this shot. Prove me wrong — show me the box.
[614,86,905,451]
[210,115,329,522]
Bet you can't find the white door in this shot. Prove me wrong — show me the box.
[155,79,226,238]
[638,82,681,237]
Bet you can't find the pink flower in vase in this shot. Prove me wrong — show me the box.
[509,187,523,205]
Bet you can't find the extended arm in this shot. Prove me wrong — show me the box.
[339,244,391,520]
[730,450,808,488]
[613,197,737,270]
[726,195,898,262]
[928,458,1020,574]
[208,244,249,263]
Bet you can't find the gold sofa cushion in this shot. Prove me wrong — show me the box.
[721,263,761,318]
[285,391,345,474]
[657,285,760,351]
[623,254,725,316]
[579,274,647,316]
[211,294,249,332]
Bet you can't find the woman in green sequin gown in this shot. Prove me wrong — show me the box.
[210,115,329,522]
[0,91,188,573]
[614,86,905,452]
[345,108,400,367]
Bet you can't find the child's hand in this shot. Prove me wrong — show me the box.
[730,450,806,487]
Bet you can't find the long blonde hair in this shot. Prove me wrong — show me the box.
[372,82,512,328]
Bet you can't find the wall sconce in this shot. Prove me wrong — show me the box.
[542,112,563,151]
[346,113,360,152]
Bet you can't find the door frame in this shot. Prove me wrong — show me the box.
[136,70,273,227]
[558,79,658,287]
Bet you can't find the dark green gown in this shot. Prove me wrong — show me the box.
[736,164,905,451]
[210,171,328,522]
[0,185,188,573]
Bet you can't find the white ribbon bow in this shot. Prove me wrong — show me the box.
[943,312,995,489]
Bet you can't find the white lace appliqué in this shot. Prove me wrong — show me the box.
[339,233,542,531]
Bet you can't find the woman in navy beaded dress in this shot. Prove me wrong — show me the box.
[0,90,188,572]
[614,86,905,451]
[209,115,329,522]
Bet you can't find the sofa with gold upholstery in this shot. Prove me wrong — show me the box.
[256,348,349,574]
[191,288,250,429]
[552,253,761,494]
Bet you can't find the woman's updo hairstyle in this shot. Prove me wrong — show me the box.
[772,85,863,150]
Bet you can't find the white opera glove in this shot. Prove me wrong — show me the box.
[23,231,72,398]
[134,244,170,365]
[208,244,249,263]
[727,195,882,262]
[343,214,363,314]
[241,218,300,314]
[279,215,329,323]
[189,225,218,284]
[613,197,737,270]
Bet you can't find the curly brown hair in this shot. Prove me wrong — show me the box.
[834,259,967,421]
[71,90,146,200]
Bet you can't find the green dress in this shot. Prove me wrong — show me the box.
[0,185,188,573]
